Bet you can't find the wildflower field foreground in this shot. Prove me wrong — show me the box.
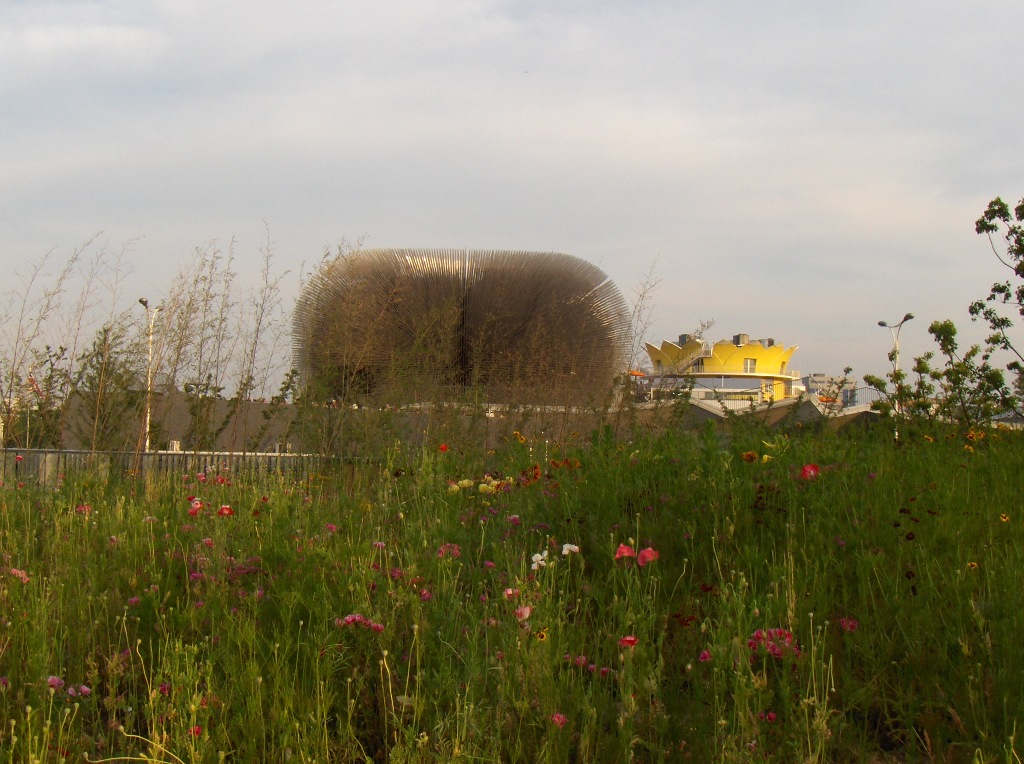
[1,420,1022,762]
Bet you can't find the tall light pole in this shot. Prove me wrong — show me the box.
[878,312,914,439]
[139,298,162,452]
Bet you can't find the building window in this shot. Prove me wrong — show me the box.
[693,359,704,372]
[743,358,757,373]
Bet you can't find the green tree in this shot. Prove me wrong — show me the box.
[922,319,1009,427]
[863,352,935,423]
[972,196,1024,415]
[7,345,74,448]
[72,323,144,451]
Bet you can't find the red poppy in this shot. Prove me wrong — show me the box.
[618,635,639,648]
[800,464,821,481]
[614,544,636,560]
[439,443,449,453]
[637,547,659,567]
[217,505,234,517]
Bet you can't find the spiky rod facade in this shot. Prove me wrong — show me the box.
[292,249,631,403]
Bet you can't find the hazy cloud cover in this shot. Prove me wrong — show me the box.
[3,0,1022,378]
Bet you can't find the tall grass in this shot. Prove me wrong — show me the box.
[1,418,1022,762]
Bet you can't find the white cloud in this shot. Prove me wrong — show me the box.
[1,0,1022,379]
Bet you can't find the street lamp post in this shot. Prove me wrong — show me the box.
[139,298,162,452]
[878,312,914,440]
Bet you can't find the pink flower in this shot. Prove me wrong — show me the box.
[503,587,519,599]
[15,455,23,462]
[747,627,801,662]
[373,541,386,548]
[637,547,659,567]
[800,463,821,481]
[698,649,712,663]
[47,676,65,690]
[514,605,532,621]
[550,712,568,729]
[9,568,30,585]
[618,635,638,648]
[838,617,858,633]
[189,725,202,737]
[202,538,214,548]
[437,543,461,558]
[766,711,777,723]
[614,544,636,560]
[324,523,338,534]
[419,589,433,602]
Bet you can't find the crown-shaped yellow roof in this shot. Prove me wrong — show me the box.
[645,336,797,377]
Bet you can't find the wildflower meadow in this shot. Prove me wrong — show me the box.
[1,414,1022,762]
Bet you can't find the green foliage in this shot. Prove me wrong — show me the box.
[2,345,75,448]
[245,368,300,452]
[71,322,144,451]
[866,196,1024,429]
[971,195,1024,415]
[863,354,935,422]
[2,423,1023,762]
[182,375,226,451]
[923,319,1011,427]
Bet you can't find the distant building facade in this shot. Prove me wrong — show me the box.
[801,373,858,407]
[644,332,802,409]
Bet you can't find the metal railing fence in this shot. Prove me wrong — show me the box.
[0,448,341,485]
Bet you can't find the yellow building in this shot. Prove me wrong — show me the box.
[644,333,801,407]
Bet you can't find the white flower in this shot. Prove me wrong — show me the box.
[562,543,580,555]
[530,550,549,570]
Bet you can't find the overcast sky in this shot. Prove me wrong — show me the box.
[3,0,1023,381]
